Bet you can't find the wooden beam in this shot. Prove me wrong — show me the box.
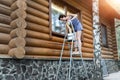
[83,42,93,48]
[0,27,11,34]
[0,14,11,24]
[34,0,49,7]
[25,38,68,50]
[26,0,49,13]
[25,47,69,56]
[0,0,14,7]
[0,23,11,28]
[0,44,10,54]
[83,32,93,39]
[83,23,93,31]
[26,6,49,20]
[83,28,93,35]
[26,30,64,43]
[0,33,11,44]
[26,22,49,33]
[26,14,49,27]
[0,4,11,16]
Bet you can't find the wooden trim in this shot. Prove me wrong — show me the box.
[49,0,52,39]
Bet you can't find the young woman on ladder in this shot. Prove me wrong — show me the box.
[58,13,83,55]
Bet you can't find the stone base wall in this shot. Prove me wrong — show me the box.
[0,59,119,80]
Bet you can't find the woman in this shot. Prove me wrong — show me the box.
[58,13,83,55]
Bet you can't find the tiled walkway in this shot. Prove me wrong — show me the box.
[104,71,120,80]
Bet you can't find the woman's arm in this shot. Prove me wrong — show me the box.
[67,13,78,20]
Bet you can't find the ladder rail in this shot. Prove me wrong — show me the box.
[56,21,90,80]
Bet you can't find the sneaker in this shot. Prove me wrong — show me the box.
[72,51,81,56]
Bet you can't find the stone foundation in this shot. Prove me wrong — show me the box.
[0,59,119,80]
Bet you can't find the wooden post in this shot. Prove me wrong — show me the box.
[92,0,103,80]
[49,0,52,39]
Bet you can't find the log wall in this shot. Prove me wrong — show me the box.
[0,0,118,59]
[0,0,12,55]
[100,18,117,59]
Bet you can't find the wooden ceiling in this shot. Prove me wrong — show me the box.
[65,0,120,24]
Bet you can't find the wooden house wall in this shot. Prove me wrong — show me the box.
[0,0,12,55]
[100,14,118,59]
[0,0,118,59]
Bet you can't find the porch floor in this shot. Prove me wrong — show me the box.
[103,71,120,80]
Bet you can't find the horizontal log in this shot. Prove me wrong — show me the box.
[0,4,11,16]
[82,47,93,53]
[83,23,93,31]
[83,37,93,44]
[26,6,49,20]
[0,44,10,54]
[25,53,93,59]
[82,11,92,19]
[26,0,49,13]
[113,50,117,53]
[9,37,26,48]
[26,30,63,43]
[82,19,92,27]
[0,14,11,24]
[102,54,114,59]
[82,52,93,58]
[26,29,49,40]
[83,32,93,39]
[101,50,113,55]
[102,47,112,51]
[83,43,93,48]
[25,38,68,50]
[8,47,25,58]
[0,0,13,7]
[0,27,11,34]
[26,14,49,27]
[25,47,93,58]
[0,23,11,28]
[11,8,27,20]
[113,54,118,57]
[27,22,49,33]
[25,47,69,56]
[0,33,11,44]
[82,15,92,22]
[34,0,49,7]
[10,18,27,29]
[11,0,27,11]
[10,28,27,38]
[83,28,93,35]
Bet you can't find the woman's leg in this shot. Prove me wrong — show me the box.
[75,31,82,52]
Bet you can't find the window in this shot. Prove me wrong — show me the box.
[101,24,108,47]
[51,0,80,36]
[51,3,66,35]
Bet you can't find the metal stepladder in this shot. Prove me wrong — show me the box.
[56,21,90,80]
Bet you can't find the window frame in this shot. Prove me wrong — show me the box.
[51,0,81,37]
[101,24,108,48]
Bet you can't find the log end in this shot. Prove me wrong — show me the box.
[8,47,25,58]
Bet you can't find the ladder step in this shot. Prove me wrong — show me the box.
[72,52,81,56]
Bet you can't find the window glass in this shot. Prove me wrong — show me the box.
[51,4,66,34]
[101,24,108,47]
